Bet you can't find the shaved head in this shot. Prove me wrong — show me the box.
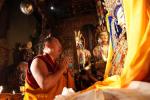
[43,37,56,48]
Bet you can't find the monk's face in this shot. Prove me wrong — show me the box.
[52,38,62,58]
[44,38,62,59]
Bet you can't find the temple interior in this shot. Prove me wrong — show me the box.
[0,0,150,99]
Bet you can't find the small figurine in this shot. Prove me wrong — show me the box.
[75,31,91,68]
[22,41,35,62]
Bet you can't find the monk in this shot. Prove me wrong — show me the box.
[24,36,74,100]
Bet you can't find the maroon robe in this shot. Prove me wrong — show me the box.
[26,54,57,89]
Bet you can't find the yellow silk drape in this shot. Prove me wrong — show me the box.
[121,0,150,87]
[104,13,113,79]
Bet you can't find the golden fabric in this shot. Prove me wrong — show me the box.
[104,12,113,78]
[104,37,113,78]
[121,0,150,87]
[85,75,120,91]
[24,74,74,100]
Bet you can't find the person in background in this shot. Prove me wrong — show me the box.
[24,36,74,100]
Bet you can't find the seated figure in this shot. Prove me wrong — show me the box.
[93,31,109,62]
[93,31,109,78]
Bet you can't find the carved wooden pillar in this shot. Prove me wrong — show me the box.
[0,0,10,70]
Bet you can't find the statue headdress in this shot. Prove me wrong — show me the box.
[74,30,85,49]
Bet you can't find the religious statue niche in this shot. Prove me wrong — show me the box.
[74,30,91,69]
[74,30,96,90]
[104,0,128,76]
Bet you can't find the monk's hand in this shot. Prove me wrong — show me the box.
[59,56,72,73]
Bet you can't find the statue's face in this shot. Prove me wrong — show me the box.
[117,7,126,28]
[75,37,80,45]
[75,37,80,47]
[27,41,32,49]
[75,37,83,48]
[99,32,108,44]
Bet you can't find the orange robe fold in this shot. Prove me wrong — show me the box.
[24,75,66,100]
